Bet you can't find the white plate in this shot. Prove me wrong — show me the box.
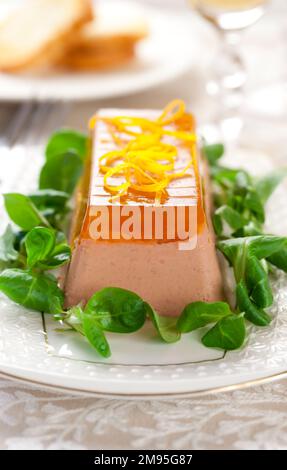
[0,1,198,102]
[1,145,287,397]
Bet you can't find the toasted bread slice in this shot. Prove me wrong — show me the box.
[70,3,148,51]
[60,46,135,71]
[58,2,148,71]
[0,0,93,72]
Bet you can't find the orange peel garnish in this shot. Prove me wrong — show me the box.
[89,99,197,201]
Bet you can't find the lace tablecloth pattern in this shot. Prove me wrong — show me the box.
[1,378,287,450]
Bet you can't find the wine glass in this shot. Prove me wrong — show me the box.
[189,0,270,143]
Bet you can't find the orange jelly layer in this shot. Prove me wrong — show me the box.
[78,103,206,243]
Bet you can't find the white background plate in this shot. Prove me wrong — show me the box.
[0,0,198,101]
[1,143,287,397]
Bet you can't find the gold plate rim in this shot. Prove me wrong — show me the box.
[0,367,287,400]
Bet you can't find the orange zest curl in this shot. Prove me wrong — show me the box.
[89,99,197,202]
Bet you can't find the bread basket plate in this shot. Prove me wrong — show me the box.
[1,142,287,398]
[0,0,199,102]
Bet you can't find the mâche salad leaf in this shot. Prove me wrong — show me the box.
[203,143,224,166]
[45,129,87,162]
[201,313,246,350]
[0,225,18,266]
[213,205,247,236]
[39,243,71,270]
[248,236,287,260]
[146,303,180,343]
[39,151,83,195]
[4,193,50,230]
[0,131,287,358]
[245,255,273,308]
[25,226,71,270]
[29,189,69,211]
[0,133,82,320]
[0,268,64,313]
[197,143,287,348]
[177,302,232,333]
[255,168,287,204]
[84,287,147,333]
[82,314,111,358]
[267,244,287,272]
[25,227,56,268]
[236,281,272,326]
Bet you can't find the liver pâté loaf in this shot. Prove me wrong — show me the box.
[64,101,223,316]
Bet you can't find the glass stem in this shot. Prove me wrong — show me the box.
[219,30,246,113]
[206,30,247,143]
